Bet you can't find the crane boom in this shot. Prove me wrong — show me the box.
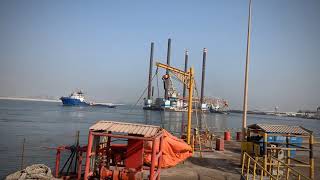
[156,62,192,88]
[156,62,189,77]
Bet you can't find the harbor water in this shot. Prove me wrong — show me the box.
[0,99,319,178]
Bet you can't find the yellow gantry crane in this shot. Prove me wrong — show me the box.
[156,62,194,145]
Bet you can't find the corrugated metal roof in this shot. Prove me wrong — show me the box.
[89,120,162,137]
[248,124,311,135]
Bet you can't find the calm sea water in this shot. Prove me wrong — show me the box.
[0,99,319,178]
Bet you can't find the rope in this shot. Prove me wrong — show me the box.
[128,68,159,113]
[156,68,160,98]
[156,70,209,132]
[156,70,164,127]
[193,81,208,130]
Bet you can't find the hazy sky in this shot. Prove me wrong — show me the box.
[0,0,319,111]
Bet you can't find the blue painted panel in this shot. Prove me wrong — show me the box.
[259,135,302,157]
[60,97,88,106]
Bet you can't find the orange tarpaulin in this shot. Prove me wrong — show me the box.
[144,130,193,168]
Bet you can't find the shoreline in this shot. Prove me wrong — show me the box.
[229,110,320,120]
[0,97,60,102]
[0,97,123,106]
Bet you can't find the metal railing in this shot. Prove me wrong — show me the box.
[241,152,276,180]
[241,152,312,180]
[266,155,312,180]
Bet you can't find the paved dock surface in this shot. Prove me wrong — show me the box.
[161,141,242,180]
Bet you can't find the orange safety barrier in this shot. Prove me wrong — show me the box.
[144,130,193,168]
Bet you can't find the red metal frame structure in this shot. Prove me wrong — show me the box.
[84,121,164,180]
[52,145,87,179]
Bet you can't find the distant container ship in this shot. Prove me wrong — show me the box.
[60,91,116,108]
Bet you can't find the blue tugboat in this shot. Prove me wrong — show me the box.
[60,91,89,106]
[60,90,117,108]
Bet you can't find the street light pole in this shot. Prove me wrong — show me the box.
[242,0,252,141]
